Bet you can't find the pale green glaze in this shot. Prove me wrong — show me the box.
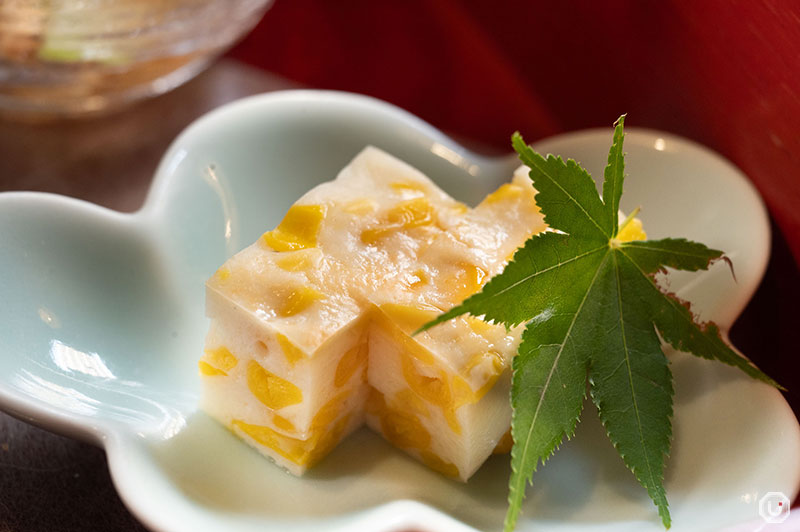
[0,91,797,532]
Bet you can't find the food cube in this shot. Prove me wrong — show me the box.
[201,146,545,479]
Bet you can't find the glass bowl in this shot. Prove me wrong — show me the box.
[0,0,272,119]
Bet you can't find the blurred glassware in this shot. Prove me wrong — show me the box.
[0,0,272,119]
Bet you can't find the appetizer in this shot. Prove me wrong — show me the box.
[200,118,778,531]
[200,146,544,479]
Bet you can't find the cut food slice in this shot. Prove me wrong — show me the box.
[203,239,369,475]
[366,301,519,480]
[200,146,545,479]
[364,229,527,480]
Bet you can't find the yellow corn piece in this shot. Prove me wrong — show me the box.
[198,361,226,376]
[483,183,524,204]
[278,286,324,317]
[199,346,238,376]
[420,450,460,478]
[390,181,427,195]
[395,388,430,417]
[334,341,367,387]
[380,405,432,451]
[379,303,440,335]
[493,429,513,454]
[247,360,303,410]
[276,333,306,365]
[466,316,494,335]
[263,204,327,251]
[443,262,487,302]
[302,414,353,467]
[312,390,351,430]
[275,250,317,272]
[361,197,435,243]
[400,353,462,434]
[273,414,296,432]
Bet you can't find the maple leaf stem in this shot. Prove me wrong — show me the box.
[619,206,641,234]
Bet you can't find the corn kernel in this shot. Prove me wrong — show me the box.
[334,341,367,387]
[361,197,435,243]
[263,204,327,251]
[475,353,505,401]
[400,354,462,434]
[466,316,493,335]
[198,361,226,376]
[390,181,427,196]
[247,360,303,410]
[379,303,440,335]
[276,333,306,366]
[442,407,461,435]
[380,408,431,450]
[365,386,388,417]
[304,414,352,467]
[275,250,317,272]
[235,411,354,468]
[233,419,296,462]
[444,262,487,302]
[200,346,238,376]
[273,414,296,432]
[214,267,231,281]
[452,375,474,405]
[420,450,460,478]
[395,388,430,417]
[493,429,513,454]
[386,197,434,226]
[403,363,450,407]
[483,183,523,204]
[278,286,324,317]
[233,419,314,466]
[373,316,436,366]
[368,388,431,450]
[463,350,503,376]
[457,351,505,404]
[312,390,351,429]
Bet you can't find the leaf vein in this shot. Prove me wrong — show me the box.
[512,249,611,497]
[612,252,660,493]
[621,243,716,259]
[496,244,608,299]
[517,148,609,239]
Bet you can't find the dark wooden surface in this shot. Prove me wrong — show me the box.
[0,57,797,531]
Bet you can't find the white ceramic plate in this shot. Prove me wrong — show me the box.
[0,91,797,532]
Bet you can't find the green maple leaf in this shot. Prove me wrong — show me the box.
[418,116,781,531]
